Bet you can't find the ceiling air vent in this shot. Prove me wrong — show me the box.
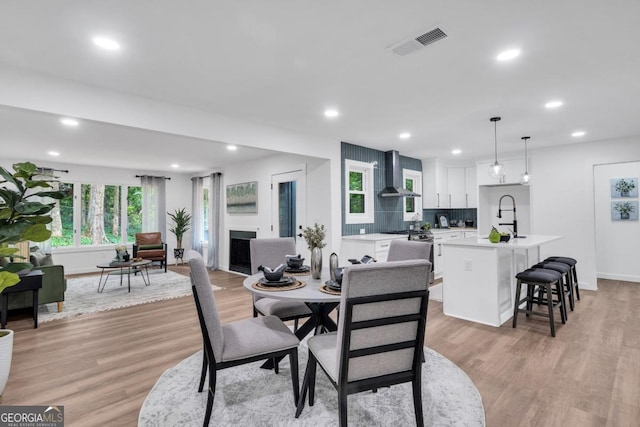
[389,27,448,56]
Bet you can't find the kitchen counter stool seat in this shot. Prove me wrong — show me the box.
[544,256,580,303]
[532,261,572,316]
[513,268,565,337]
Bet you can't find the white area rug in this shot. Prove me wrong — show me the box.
[38,270,220,323]
[138,341,485,426]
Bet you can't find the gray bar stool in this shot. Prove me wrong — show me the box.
[513,268,565,337]
[545,256,580,303]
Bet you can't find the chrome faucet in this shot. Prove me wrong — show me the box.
[497,194,518,238]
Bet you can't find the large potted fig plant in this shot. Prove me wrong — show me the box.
[0,161,64,394]
[167,208,191,263]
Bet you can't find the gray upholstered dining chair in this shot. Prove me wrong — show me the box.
[250,237,313,332]
[295,259,431,427]
[387,239,433,284]
[188,253,300,427]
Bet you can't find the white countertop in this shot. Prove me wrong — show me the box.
[430,228,476,235]
[443,234,562,249]
[342,233,409,241]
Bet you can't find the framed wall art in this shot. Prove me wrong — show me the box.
[610,177,638,198]
[611,200,638,221]
[226,181,258,214]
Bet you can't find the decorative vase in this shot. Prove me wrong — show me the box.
[311,247,322,279]
[621,212,630,220]
[329,252,339,281]
[0,330,14,396]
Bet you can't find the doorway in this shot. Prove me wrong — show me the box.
[271,168,307,255]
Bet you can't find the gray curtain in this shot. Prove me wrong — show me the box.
[207,173,222,269]
[140,176,167,239]
[191,177,204,254]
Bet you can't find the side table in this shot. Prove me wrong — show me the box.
[1,270,43,329]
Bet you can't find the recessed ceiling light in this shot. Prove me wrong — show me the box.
[60,118,79,127]
[92,36,120,51]
[399,132,411,139]
[496,49,521,61]
[48,151,60,157]
[324,109,339,118]
[571,131,586,137]
[170,164,179,168]
[545,100,563,109]
[451,149,462,155]
[227,145,237,151]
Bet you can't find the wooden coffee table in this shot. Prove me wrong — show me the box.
[96,259,152,293]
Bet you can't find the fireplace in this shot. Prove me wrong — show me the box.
[229,230,256,274]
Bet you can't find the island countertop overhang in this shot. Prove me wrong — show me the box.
[442,234,562,249]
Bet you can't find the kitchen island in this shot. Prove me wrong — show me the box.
[440,234,562,327]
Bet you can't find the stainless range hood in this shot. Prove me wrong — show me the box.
[379,150,421,197]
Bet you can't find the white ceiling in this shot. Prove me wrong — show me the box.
[1,0,639,172]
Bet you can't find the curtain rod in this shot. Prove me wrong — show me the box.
[37,167,69,174]
[192,172,222,179]
[136,175,171,180]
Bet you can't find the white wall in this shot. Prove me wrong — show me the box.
[593,161,640,282]
[530,137,640,290]
[219,153,335,271]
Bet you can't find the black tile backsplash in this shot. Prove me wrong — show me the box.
[423,208,477,229]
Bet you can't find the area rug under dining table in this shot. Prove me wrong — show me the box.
[37,270,221,322]
[138,341,485,426]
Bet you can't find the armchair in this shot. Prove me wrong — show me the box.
[6,249,67,313]
[133,232,167,272]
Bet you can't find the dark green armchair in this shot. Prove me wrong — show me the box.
[5,250,67,313]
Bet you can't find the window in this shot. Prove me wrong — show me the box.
[202,186,209,242]
[403,169,423,221]
[345,159,374,224]
[50,182,141,248]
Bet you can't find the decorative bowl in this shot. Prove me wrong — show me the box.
[263,270,284,282]
[286,256,305,269]
[500,235,511,243]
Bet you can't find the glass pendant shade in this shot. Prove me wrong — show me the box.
[520,136,531,185]
[489,161,505,178]
[488,117,505,178]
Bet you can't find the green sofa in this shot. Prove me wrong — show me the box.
[3,249,67,313]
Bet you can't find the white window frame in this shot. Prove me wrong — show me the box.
[345,159,375,224]
[403,169,423,222]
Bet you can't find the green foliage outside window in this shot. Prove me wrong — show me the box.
[405,178,415,213]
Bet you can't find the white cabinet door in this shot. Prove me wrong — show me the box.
[465,166,477,208]
[422,161,448,208]
[447,167,466,208]
[433,231,462,279]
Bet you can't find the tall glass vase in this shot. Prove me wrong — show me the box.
[310,247,322,279]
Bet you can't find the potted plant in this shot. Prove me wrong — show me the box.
[614,178,636,197]
[0,161,64,394]
[614,201,635,220]
[168,208,191,262]
[302,223,326,279]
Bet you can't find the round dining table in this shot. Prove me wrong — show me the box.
[243,269,341,342]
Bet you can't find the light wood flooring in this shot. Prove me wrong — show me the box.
[1,266,638,426]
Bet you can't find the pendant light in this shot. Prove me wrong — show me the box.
[488,117,505,178]
[520,136,531,185]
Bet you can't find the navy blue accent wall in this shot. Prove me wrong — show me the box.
[342,142,423,235]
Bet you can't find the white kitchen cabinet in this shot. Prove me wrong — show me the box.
[422,160,447,208]
[476,158,526,186]
[463,230,478,238]
[447,167,466,208]
[340,234,408,265]
[465,166,477,208]
[432,230,463,279]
